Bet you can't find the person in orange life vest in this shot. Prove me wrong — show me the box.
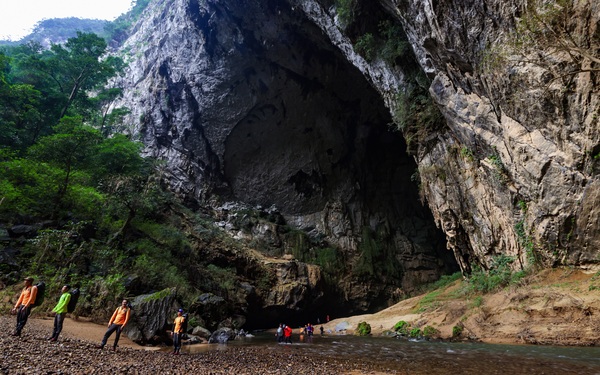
[48,285,71,341]
[11,277,38,337]
[283,324,293,344]
[172,309,186,355]
[98,299,131,350]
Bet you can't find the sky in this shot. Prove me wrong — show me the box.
[0,0,133,40]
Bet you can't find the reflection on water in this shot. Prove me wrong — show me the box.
[185,332,600,374]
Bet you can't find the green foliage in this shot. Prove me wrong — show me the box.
[356,321,371,336]
[354,33,376,61]
[452,325,463,337]
[466,255,526,294]
[515,220,536,266]
[206,264,237,294]
[393,320,409,335]
[460,146,475,161]
[392,72,444,153]
[335,0,359,26]
[487,150,509,184]
[409,327,421,338]
[471,295,483,308]
[377,20,410,65]
[415,290,442,313]
[105,0,153,44]
[422,325,438,337]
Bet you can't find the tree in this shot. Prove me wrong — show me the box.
[28,116,103,217]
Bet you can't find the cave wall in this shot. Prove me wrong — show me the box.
[295,0,599,271]
[115,0,457,315]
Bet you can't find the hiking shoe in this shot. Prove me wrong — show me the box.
[50,337,57,342]
[96,345,104,349]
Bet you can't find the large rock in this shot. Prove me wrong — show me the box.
[123,288,178,344]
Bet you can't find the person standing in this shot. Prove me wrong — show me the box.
[11,277,38,337]
[48,285,71,342]
[276,323,284,343]
[283,324,293,344]
[97,299,131,351]
[172,308,186,355]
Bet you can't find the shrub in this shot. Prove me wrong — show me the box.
[422,325,438,337]
[354,33,376,61]
[356,321,371,336]
[393,320,409,335]
[409,327,421,338]
[452,325,463,337]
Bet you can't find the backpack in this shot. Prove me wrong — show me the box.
[181,313,189,337]
[31,282,45,307]
[67,288,80,313]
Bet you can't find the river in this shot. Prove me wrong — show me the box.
[186,332,600,374]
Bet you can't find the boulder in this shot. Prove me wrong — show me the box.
[123,288,178,344]
[208,327,235,344]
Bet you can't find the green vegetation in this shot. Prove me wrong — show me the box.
[354,33,376,61]
[460,146,475,161]
[105,0,153,44]
[335,0,359,26]
[356,321,371,336]
[393,320,409,335]
[392,72,445,153]
[409,327,421,338]
[466,255,526,294]
[353,226,402,281]
[422,325,438,338]
[0,32,257,321]
[452,324,463,337]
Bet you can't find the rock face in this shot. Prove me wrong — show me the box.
[115,0,457,317]
[288,0,599,271]
[114,0,599,320]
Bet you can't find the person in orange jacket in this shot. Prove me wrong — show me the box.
[97,299,131,351]
[11,277,38,337]
[172,308,186,355]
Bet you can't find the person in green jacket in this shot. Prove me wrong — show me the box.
[48,285,71,342]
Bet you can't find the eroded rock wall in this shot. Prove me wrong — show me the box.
[302,0,599,271]
[115,0,456,316]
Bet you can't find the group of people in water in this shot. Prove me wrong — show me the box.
[275,322,325,344]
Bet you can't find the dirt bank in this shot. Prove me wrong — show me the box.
[321,268,600,346]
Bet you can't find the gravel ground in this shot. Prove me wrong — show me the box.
[0,316,394,374]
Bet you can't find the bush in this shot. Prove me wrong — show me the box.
[452,325,463,337]
[409,327,421,338]
[393,320,409,335]
[422,325,438,337]
[354,33,376,61]
[356,321,371,336]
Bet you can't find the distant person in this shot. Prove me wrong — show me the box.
[306,323,314,337]
[276,323,284,343]
[172,308,186,355]
[283,324,293,344]
[97,299,131,351]
[320,325,324,336]
[48,285,71,341]
[11,277,38,337]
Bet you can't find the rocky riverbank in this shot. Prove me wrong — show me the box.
[0,316,393,375]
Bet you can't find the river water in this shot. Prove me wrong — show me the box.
[187,332,600,374]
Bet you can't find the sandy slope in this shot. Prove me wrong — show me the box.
[319,268,600,346]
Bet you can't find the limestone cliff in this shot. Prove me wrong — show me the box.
[290,0,599,272]
[114,0,599,318]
